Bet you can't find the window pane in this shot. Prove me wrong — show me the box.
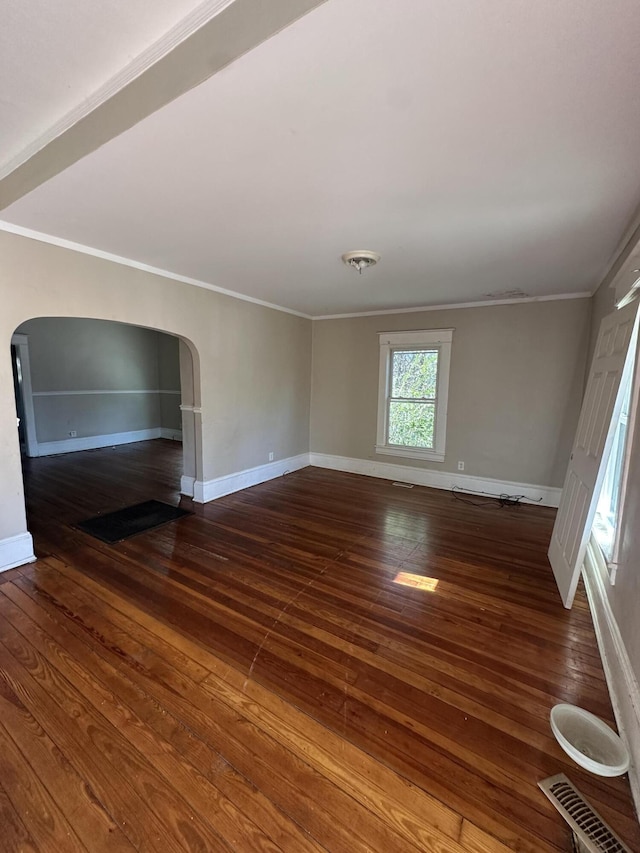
[593,373,632,560]
[388,401,435,448]
[391,350,438,399]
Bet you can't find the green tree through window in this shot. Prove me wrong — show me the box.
[376,328,452,462]
[388,349,438,448]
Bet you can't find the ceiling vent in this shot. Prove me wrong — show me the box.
[484,288,529,299]
[538,774,631,852]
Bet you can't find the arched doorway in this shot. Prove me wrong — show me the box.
[8,316,203,562]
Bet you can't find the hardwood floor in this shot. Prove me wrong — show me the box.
[1,439,638,852]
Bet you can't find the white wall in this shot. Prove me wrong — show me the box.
[0,230,312,566]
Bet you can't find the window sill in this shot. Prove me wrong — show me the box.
[592,514,614,563]
[374,444,444,463]
[586,532,607,576]
[588,530,618,585]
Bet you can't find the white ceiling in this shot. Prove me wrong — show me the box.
[0,0,227,172]
[3,0,640,317]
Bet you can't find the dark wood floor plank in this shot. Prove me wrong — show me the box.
[0,590,281,853]
[0,718,88,853]
[0,779,40,853]
[33,560,465,848]
[0,606,211,852]
[15,560,564,852]
[5,570,439,853]
[1,440,636,853]
[1,579,324,853]
[31,564,600,844]
[0,663,135,853]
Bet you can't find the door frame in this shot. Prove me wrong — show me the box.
[10,334,38,457]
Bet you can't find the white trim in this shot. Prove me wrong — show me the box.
[0,221,593,321]
[159,428,182,441]
[377,329,453,462]
[583,538,640,814]
[193,453,309,504]
[313,292,592,320]
[374,444,444,462]
[0,0,236,180]
[308,452,562,507]
[31,388,181,397]
[0,221,311,319]
[0,533,36,573]
[36,428,167,456]
[608,329,640,584]
[180,475,195,497]
[616,281,640,310]
[378,329,455,345]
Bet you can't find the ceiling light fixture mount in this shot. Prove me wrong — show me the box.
[342,250,380,275]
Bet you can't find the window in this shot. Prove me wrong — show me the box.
[593,373,631,563]
[376,329,453,462]
[591,347,638,584]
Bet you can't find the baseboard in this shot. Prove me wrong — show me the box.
[583,540,640,815]
[36,428,165,456]
[180,475,195,497]
[159,428,183,441]
[193,453,309,504]
[0,533,36,573]
[308,453,561,507]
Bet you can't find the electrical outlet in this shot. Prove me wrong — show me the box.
[457,460,464,471]
[268,451,274,462]
[69,430,77,438]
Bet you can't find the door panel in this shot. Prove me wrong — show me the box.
[548,300,639,607]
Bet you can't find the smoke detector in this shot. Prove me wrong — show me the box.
[342,250,380,274]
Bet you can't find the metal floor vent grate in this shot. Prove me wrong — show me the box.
[391,481,414,488]
[539,774,631,852]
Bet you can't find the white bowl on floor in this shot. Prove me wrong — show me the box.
[550,704,629,777]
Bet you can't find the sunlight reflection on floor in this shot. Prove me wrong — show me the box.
[393,571,439,591]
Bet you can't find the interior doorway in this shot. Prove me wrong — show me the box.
[12,317,202,550]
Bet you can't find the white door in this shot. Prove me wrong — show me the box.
[548,300,639,608]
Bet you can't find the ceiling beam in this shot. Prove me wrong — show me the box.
[0,0,328,211]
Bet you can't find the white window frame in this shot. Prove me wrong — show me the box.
[592,333,640,584]
[375,329,453,462]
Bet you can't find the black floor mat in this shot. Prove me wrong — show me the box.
[76,500,192,543]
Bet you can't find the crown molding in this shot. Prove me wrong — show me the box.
[0,220,593,320]
[0,221,312,319]
[312,292,592,320]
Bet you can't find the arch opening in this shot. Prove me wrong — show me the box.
[6,316,203,565]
